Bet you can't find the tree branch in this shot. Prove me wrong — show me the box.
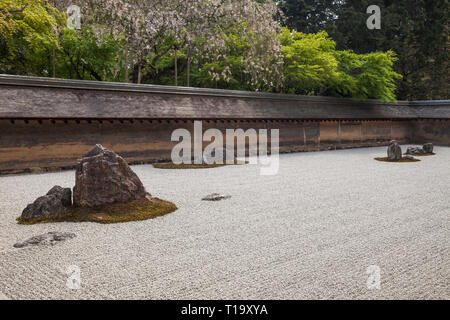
[63,48,82,80]
[151,44,175,66]
[80,58,103,81]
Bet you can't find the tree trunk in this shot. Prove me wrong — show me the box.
[187,49,191,87]
[52,44,56,78]
[124,48,129,83]
[174,48,178,86]
[52,3,56,78]
[137,64,142,84]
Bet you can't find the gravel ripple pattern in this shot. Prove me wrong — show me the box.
[0,146,449,300]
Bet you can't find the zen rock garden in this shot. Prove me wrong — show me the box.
[4,143,449,299]
[18,144,177,225]
[375,141,435,163]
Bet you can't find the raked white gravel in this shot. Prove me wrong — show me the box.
[0,146,449,300]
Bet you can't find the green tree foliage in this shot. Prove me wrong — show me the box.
[131,21,284,92]
[279,0,449,100]
[0,0,125,81]
[278,0,338,34]
[57,27,123,81]
[0,0,408,102]
[281,28,340,95]
[335,50,402,101]
[0,0,62,75]
[143,31,252,90]
[281,28,402,101]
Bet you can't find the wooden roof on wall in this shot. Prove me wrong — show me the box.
[0,75,449,120]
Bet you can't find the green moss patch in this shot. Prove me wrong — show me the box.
[374,157,421,163]
[153,161,247,170]
[404,152,436,157]
[17,198,177,225]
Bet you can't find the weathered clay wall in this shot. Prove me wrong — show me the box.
[411,119,450,146]
[0,75,448,174]
[0,119,417,174]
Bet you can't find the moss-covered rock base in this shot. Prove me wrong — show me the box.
[374,157,421,163]
[404,152,436,157]
[153,161,246,169]
[17,197,177,225]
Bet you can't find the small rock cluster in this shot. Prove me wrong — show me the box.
[406,143,434,155]
[202,193,232,201]
[387,141,434,162]
[13,232,76,248]
[20,144,149,221]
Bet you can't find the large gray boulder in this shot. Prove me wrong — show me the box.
[73,145,147,208]
[387,140,402,161]
[21,186,72,221]
[423,143,434,153]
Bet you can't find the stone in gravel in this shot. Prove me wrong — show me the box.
[20,186,72,221]
[202,193,232,201]
[403,155,416,160]
[423,143,434,153]
[387,140,402,161]
[406,147,425,155]
[73,144,147,208]
[13,232,76,248]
